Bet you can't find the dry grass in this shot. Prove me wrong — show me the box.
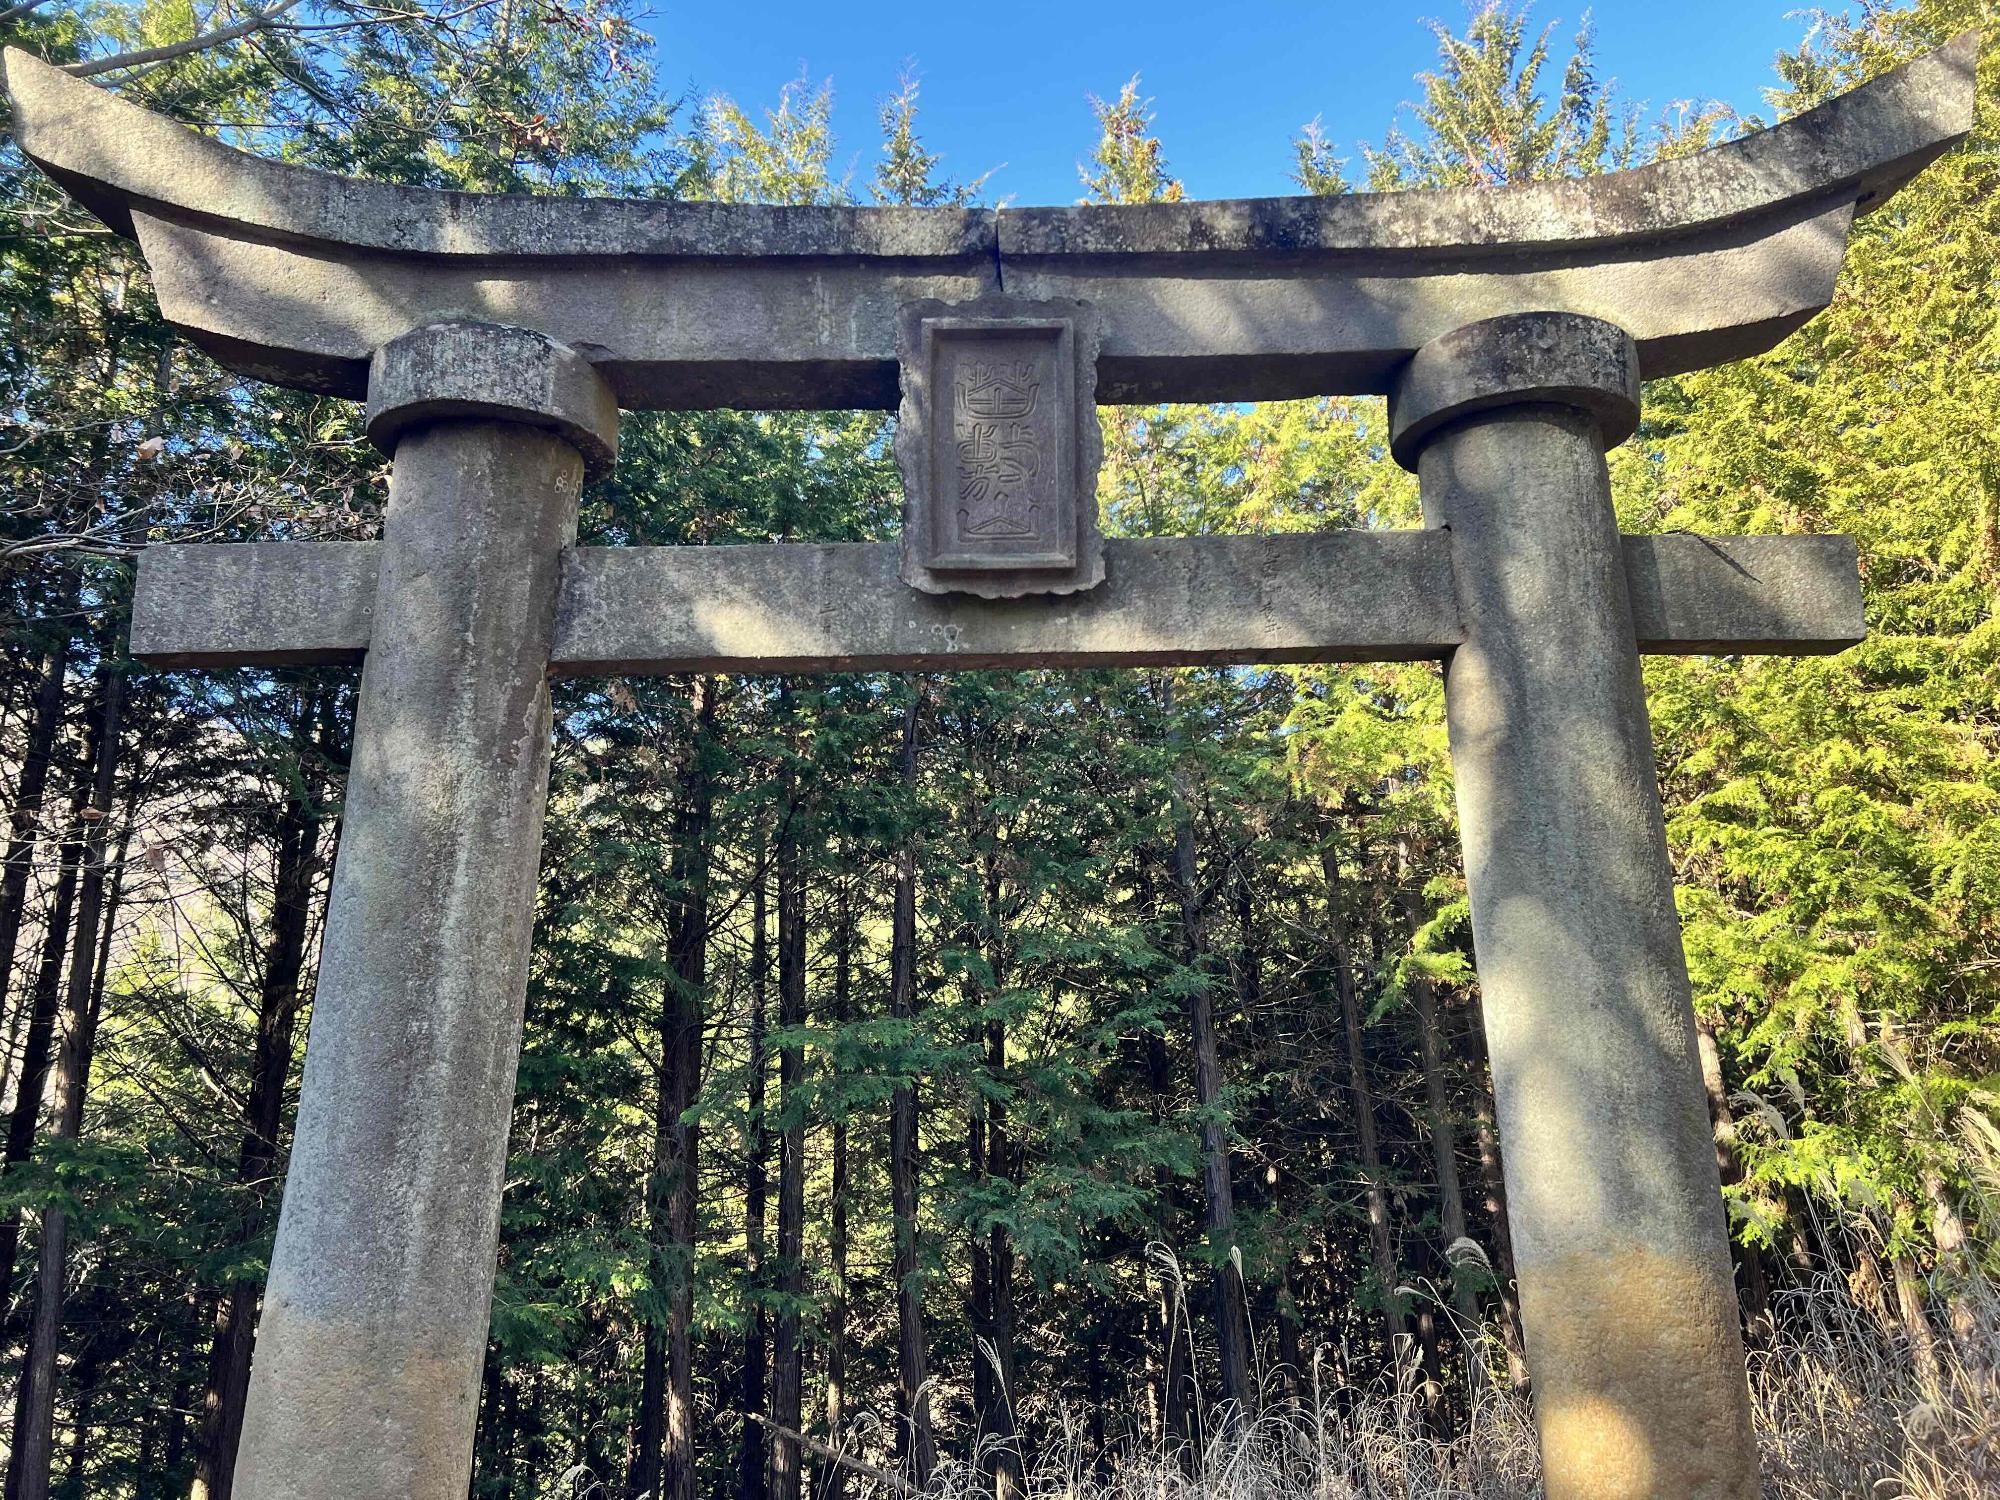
[1748,1275,2000,1500]
[562,1273,2000,1500]
[875,1281,2000,1500]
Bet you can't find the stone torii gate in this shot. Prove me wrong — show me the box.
[4,31,1977,1500]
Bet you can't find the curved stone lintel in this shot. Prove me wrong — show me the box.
[2,32,1978,408]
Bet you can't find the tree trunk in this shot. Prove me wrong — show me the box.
[6,658,122,1500]
[0,765,91,1297]
[1469,1062,1530,1388]
[968,1045,993,1437]
[136,1356,161,1500]
[1323,849,1406,1377]
[972,836,1022,1500]
[1166,716,1251,1415]
[632,1066,666,1498]
[496,1365,520,1496]
[982,1010,1022,1500]
[1849,1241,1896,1336]
[160,1343,194,1493]
[886,685,936,1485]
[1276,1270,1304,1406]
[736,860,770,1500]
[1416,1308,1443,1412]
[662,682,715,1500]
[817,884,851,1500]
[191,687,328,1500]
[770,711,806,1500]
[1086,1306,1108,1476]
[633,679,715,1500]
[1134,853,1189,1445]
[1399,873,1481,1354]
[0,607,71,1045]
[1693,1015,1770,1326]
[59,1335,98,1500]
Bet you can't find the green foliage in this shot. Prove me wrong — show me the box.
[1080,77,1184,204]
[1360,2,1636,188]
[1625,0,2000,1272]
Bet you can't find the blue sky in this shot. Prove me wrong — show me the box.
[637,2,1822,203]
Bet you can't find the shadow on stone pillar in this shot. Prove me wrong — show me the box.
[232,321,619,1500]
[1390,311,1758,1500]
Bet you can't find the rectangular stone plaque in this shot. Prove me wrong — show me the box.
[897,296,1103,597]
[931,318,1072,569]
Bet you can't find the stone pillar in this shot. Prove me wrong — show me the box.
[1389,312,1757,1500]
[234,322,618,1500]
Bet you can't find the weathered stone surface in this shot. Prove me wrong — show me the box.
[128,531,1865,672]
[1624,532,1864,652]
[1388,310,1641,467]
[1406,321,1757,1499]
[131,540,380,666]
[230,328,612,1500]
[1000,30,1974,256]
[896,297,1104,597]
[571,533,1444,667]
[3,33,1973,406]
[1007,203,1857,400]
[367,320,621,478]
[121,208,990,407]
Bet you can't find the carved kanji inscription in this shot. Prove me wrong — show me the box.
[897,297,1104,598]
[955,359,1045,539]
[945,348,1059,561]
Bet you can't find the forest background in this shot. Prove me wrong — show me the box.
[0,1,1995,1497]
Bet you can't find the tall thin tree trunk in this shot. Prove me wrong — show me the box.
[1276,1270,1304,1405]
[736,860,770,1500]
[968,1035,993,1438]
[191,689,327,1500]
[1468,1056,1530,1388]
[1399,869,1481,1365]
[886,686,936,1485]
[1324,849,1406,1377]
[973,830,1022,1500]
[160,1342,194,1493]
[1416,1309,1444,1412]
[1693,1016,1771,1327]
[136,1342,162,1498]
[1132,853,1189,1445]
[1086,1306,1108,1472]
[982,1006,1022,1500]
[0,605,72,1043]
[633,680,716,1500]
[770,712,806,1500]
[1166,736,1251,1414]
[60,1336,98,1500]
[662,681,714,1500]
[58,1336,102,1496]
[632,1005,667,1497]
[0,681,98,1297]
[7,659,121,1500]
[817,884,851,1500]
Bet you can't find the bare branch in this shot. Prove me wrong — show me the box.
[66,0,306,80]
